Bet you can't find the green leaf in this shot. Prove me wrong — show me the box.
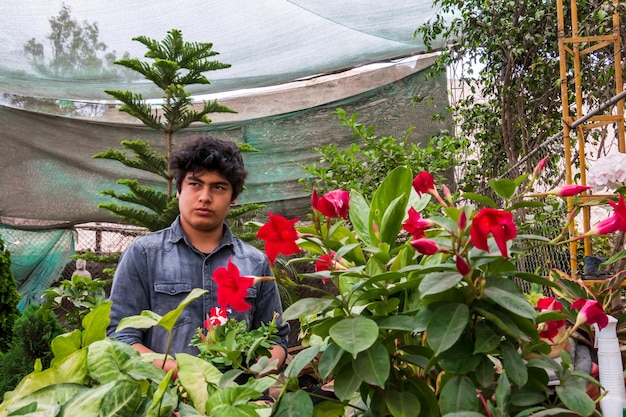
[377,315,421,332]
[483,276,536,319]
[283,298,337,321]
[460,192,497,208]
[81,302,112,347]
[473,321,501,354]
[438,375,479,415]
[328,316,379,358]
[332,363,363,402]
[349,190,371,245]
[318,342,345,380]
[61,380,143,417]
[87,339,165,384]
[159,288,207,331]
[419,271,464,296]
[554,386,596,417]
[426,303,469,356]
[488,178,517,199]
[495,370,511,409]
[274,390,314,417]
[501,342,528,387]
[284,344,322,379]
[177,353,223,415]
[385,389,421,417]
[353,342,390,388]
[369,166,412,246]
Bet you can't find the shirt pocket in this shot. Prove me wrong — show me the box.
[153,282,192,327]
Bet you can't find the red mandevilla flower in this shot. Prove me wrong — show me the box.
[412,171,435,196]
[532,157,548,179]
[571,298,608,330]
[311,188,350,220]
[585,194,626,236]
[410,238,440,255]
[547,184,592,197]
[455,254,470,276]
[211,258,255,312]
[536,297,566,342]
[469,208,517,258]
[402,207,434,238]
[256,211,300,266]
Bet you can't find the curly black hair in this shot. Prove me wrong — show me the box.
[169,136,248,200]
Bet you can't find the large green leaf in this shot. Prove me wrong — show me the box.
[318,342,345,380]
[426,303,469,356]
[369,166,412,247]
[81,302,112,347]
[61,380,143,417]
[353,342,390,388]
[332,363,363,402]
[159,288,207,331]
[554,386,596,417]
[283,297,337,321]
[483,276,536,319]
[177,353,223,415]
[473,321,501,354]
[438,375,479,415]
[0,349,89,413]
[501,342,528,387]
[328,316,379,358]
[419,271,464,296]
[488,178,517,199]
[349,190,371,246]
[88,339,165,384]
[385,389,421,417]
[273,390,314,417]
[284,344,322,379]
[0,383,87,415]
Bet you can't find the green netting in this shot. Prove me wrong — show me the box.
[0,224,75,310]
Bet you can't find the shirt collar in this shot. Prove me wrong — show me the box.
[169,216,235,249]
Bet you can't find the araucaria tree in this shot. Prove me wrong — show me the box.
[95,29,247,231]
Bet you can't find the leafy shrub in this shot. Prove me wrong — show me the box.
[0,304,64,398]
[299,108,463,202]
[0,234,19,353]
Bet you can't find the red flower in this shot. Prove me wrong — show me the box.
[402,207,434,238]
[547,184,591,197]
[536,297,566,342]
[571,298,608,330]
[311,188,350,220]
[455,254,470,276]
[211,258,255,312]
[412,171,435,196]
[256,211,301,266]
[205,307,229,326]
[410,238,440,255]
[469,208,517,258]
[315,252,335,272]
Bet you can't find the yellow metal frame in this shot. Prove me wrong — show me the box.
[556,0,625,276]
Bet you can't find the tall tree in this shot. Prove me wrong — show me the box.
[417,0,626,191]
[0,234,20,352]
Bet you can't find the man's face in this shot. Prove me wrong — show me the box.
[178,169,234,235]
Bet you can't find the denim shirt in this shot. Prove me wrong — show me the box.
[107,217,289,356]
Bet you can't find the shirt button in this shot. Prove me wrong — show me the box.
[170,289,176,293]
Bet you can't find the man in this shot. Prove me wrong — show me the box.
[107,136,289,377]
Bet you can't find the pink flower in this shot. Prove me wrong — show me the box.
[211,258,256,312]
[455,254,470,276]
[402,207,434,238]
[532,157,548,179]
[311,188,350,220]
[571,298,608,330]
[546,184,592,197]
[410,238,440,255]
[587,194,626,235]
[469,208,517,258]
[536,297,566,342]
[412,172,435,196]
[256,211,301,266]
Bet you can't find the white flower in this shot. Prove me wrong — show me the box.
[587,152,626,190]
